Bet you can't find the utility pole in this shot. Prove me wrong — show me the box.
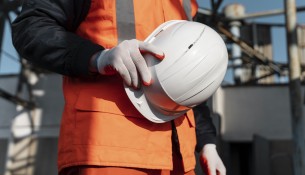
[284,0,305,174]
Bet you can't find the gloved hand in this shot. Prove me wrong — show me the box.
[200,144,226,175]
[94,39,164,88]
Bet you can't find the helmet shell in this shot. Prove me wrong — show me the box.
[125,20,228,123]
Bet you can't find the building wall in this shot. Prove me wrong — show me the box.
[0,74,63,175]
[213,85,297,141]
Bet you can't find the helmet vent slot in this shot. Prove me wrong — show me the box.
[154,29,164,38]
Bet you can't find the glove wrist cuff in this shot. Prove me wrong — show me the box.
[203,144,217,151]
[96,49,110,73]
[89,49,108,74]
[89,52,101,74]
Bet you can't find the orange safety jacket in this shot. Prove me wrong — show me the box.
[58,0,198,172]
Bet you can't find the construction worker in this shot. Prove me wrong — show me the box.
[12,0,226,175]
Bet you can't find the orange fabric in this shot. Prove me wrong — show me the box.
[59,150,195,175]
[58,0,198,173]
[59,164,195,175]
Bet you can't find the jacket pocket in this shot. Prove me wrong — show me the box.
[74,88,142,117]
[73,89,153,149]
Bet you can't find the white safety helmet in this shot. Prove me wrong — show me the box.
[125,20,228,123]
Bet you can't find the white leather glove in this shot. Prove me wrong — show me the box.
[200,144,226,175]
[95,39,164,88]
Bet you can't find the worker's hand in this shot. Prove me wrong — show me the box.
[95,39,164,88]
[200,144,226,175]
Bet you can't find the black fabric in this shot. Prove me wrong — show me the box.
[12,0,104,77]
[171,102,217,154]
[193,102,217,152]
[171,121,182,158]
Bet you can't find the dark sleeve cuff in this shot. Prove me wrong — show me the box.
[68,39,104,77]
[195,132,217,152]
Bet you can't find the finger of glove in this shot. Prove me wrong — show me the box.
[122,54,139,88]
[209,169,217,175]
[138,41,165,60]
[130,48,152,86]
[115,58,132,86]
[216,161,226,175]
[205,162,217,175]
[200,153,218,175]
[217,168,226,175]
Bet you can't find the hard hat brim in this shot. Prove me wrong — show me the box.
[124,85,183,123]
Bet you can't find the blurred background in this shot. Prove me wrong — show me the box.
[0,0,305,175]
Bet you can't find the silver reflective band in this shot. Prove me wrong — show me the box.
[116,0,192,42]
[116,0,136,43]
[183,0,193,21]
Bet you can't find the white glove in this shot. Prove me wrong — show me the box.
[95,39,164,88]
[200,144,226,175]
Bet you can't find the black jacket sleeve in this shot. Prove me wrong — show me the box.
[193,102,217,152]
[12,0,104,76]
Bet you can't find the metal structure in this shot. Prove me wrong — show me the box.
[1,0,305,175]
[285,0,305,174]
[0,1,42,175]
[0,0,35,110]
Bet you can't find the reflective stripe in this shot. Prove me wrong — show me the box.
[116,0,136,43]
[183,0,193,21]
[115,0,192,42]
